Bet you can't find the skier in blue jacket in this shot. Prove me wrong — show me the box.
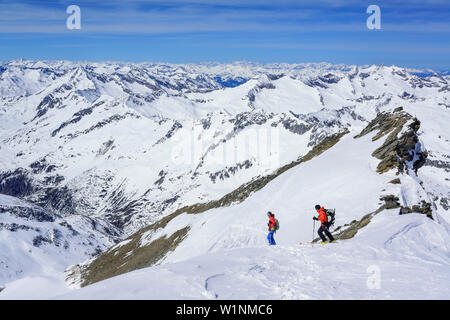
[267,211,277,245]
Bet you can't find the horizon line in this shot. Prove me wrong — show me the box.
[2,58,449,73]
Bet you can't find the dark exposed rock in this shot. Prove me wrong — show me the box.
[51,105,96,137]
[379,195,401,209]
[34,94,62,120]
[0,168,34,197]
[37,186,77,216]
[59,221,80,236]
[355,95,381,103]
[97,139,115,156]
[230,111,273,131]
[440,197,449,211]
[305,78,328,89]
[209,160,252,183]
[359,72,370,79]
[282,107,362,148]
[45,165,57,173]
[155,121,183,145]
[400,201,433,219]
[50,228,64,247]
[399,207,412,214]
[399,91,417,101]
[280,118,311,135]
[438,85,449,93]
[102,183,181,231]
[105,202,139,229]
[356,111,426,174]
[30,158,48,174]
[267,73,284,81]
[201,117,211,130]
[32,235,52,247]
[354,110,411,141]
[0,204,56,222]
[389,178,401,184]
[319,73,342,84]
[247,82,276,104]
[43,175,65,185]
[66,112,139,140]
[1,165,81,220]
[327,195,401,241]
[424,159,450,172]
[154,170,167,186]
[0,222,35,232]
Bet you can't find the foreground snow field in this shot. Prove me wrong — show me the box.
[3,210,449,300]
[62,210,450,300]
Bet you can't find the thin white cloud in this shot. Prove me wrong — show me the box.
[0,0,448,34]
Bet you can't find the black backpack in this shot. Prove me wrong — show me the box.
[324,209,336,225]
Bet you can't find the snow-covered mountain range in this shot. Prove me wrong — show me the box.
[0,60,449,299]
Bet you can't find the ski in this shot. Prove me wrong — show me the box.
[319,241,338,245]
[300,241,337,246]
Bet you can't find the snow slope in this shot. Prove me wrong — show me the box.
[139,130,389,263]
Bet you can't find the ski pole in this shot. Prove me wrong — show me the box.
[312,219,315,243]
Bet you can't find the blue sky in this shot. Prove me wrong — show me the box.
[0,0,449,69]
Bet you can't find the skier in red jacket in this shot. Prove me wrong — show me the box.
[313,205,335,243]
[267,211,277,245]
